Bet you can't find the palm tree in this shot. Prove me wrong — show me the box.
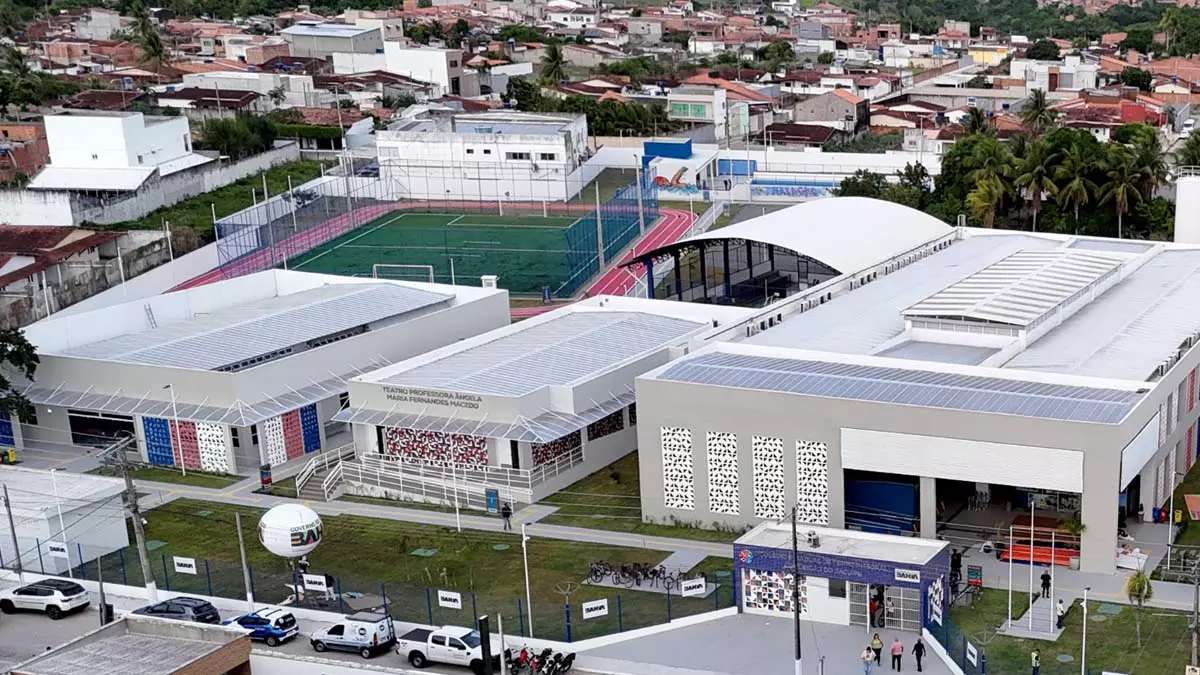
[1055,143,1097,232]
[1020,89,1059,136]
[136,29,166,75]
[0,0,22,40]
[967,138,1013,189]
[1176,134,1200,167]
[963,107,992,136]
[540,43,567,83]
[968,176,1006,228]
[1132,134,1169,201]
[1125,569,1153,647]
[267,87,286,107]
[1099,145,1143,239]
[1013,138,1059,231]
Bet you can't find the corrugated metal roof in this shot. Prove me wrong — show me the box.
[379,311,705,396]
[902,249,1126,327]
[56,283,450,371]
[331,392,635,443]
[655,351,1143,423]
[1005,250,1200,380]
[745,235,1059,355]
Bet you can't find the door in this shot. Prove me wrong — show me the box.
[430,634,450,661]
[325,624,346,648]
[510,440,520,469]
[848,582,870,628]
[883,585,922,632]
[447,637,471,665]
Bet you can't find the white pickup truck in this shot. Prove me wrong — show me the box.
[397,625,500,674]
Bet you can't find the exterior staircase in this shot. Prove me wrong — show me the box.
[294,444,356,502]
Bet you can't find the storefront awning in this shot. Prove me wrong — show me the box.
[332,391,636,444]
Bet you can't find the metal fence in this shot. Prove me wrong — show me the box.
[212,164,658,297]
[13,548,733,644]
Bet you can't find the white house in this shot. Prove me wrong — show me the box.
[26,111,212,194]
[376,110,590,201]
[281,22,384,61]
[546,7,599,27]
[1010,55,1099,92]
[333,43,480,98]
[178,70,325,109]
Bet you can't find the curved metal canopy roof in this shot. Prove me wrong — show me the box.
[630,197,953,274]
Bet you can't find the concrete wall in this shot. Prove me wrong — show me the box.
[633,375,1122,573]
[53,241,219,317]
[0,495,129,575]
[0,190,76,226]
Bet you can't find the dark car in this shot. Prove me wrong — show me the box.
[131,597,221,624]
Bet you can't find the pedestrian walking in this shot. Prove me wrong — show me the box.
[501,502,513,531]
[872,634,883,665]
[913,638,926,672]
[862,646,875,675]
[890,637,904,671]
[1055,599,1066,629]
[1040,570,1051,598]
[1031,648,1040,675]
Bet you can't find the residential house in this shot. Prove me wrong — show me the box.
[333,44,479,98]
[281,22,384,61]
[1008,55,1100,92]
[627,18,664,44]
[342,9,406,40]
[561,43,625,68]
[155,88,263,120]
[757,122,847,147]
[72,8,126,41]
[0,123,50,185]
[792,89,868,131]
[668,85,729,140]
[546,8,599,27]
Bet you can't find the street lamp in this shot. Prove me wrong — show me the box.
[49,469,73,579]
[1081,586,1090,675]
[522,523,533,638]
[162,384,184,476]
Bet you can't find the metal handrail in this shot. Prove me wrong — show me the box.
[357,446,585,489]
[321,462,345,501]
[341,458,532,508]
[296,443,356,495]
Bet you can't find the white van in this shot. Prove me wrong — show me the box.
[310,611,396,659]
[1183,118,1195,138]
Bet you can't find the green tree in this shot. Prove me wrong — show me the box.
[963,107,993,137]
[540,42,567,83]
[1113,122,1155,146]
[199,115,276,160]
[968,177,1006,228]
[760,40,794,63]
[1133,134,1169,201]
[832,170,888,198]
[0,0,22,39]
[450,18,470,47]
[967,136,1014,189]
[817,51,834,65]
[416,0,431,7]
[409,24,430,44]
[1025,39,1060,60]
[1120,27,1154,53]
[1020,89,1058,136]
[267,86,285,106]
[0,328,38,423]
[1119,67,1152,91]
[1055,143,1097,232]
[497,24,542,43]
[1161,7,1182,53]
[663,31,691,49]
[1124,569,1153,648]
[1013,138,1059,231]
[1175,133,1200,167]
[1099,145,1143,239]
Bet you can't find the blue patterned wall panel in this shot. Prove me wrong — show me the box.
[299,404,320,453]
[143,416,175,466]
[0,415,14,447]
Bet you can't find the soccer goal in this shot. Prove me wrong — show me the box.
[372,264,436,283]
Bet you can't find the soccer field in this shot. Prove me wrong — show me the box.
[288,212,580,293]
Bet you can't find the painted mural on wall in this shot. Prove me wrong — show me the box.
[382,427,488,467]
[262,405,323,467]
[742,568,807,615]
[750,183,835,199]
[532,430,582,467]
[586,410,624,442]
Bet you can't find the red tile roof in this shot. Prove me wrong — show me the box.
[0,227,119,288]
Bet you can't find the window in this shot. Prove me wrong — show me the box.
[449,639,466,650]
[251,424,259,444]
[482,149,491,155]
[137,155,144,164]
[339,392,350,410]
[670,102,690,117]
[829,579,846,598]
[327,625,344,637]
[449,60,458,67]
[506,152,531,161]
[91,153,98,160]
[466,148,474,154]
[432,635,447,647]
[231,429,240,449]
[538,153,556,161]
[690,103,707,118]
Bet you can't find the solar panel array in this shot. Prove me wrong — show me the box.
[381,311,705,396]
[61,283,451,371]
[657,351,1143,423]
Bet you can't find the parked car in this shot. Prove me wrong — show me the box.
[397,625,499,674]
[310,611,395,659]
[131,597,221,624]
[224,608,299,646]
[0,579,90,620]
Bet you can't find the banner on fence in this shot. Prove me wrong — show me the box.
[46,541,68,559]
[680,577,706,597]
[581,598,608,620]
[438,590,462,610]
[966,643,977,666]
[302,574,328,591]
[173,556,198,575]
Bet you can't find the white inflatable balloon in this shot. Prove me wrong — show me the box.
[257,503,323,558]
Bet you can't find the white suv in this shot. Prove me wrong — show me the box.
[0,579,90,619]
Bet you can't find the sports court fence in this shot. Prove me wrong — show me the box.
[212,165,658,297]
[3,542,733,644]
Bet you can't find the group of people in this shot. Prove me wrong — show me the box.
[861,635,926,673]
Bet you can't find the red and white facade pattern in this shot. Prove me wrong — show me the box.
[532,431,582,467]
[196,422,229,473]
[169,420,201,470]
[382,427,488,467]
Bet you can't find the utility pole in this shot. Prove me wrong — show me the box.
[236,512,255,614]
[114,436,157,603]
[791,507,803,675]
[3,485,24,584]
[1192,558,1199,666]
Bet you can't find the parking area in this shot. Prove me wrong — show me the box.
[0,606,99,671]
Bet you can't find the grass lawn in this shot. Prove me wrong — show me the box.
[105,159,328,241]
[108,498,727,639]
[538,453,746,543]
[338,493,459,513]
[265,476,297,498]
[949,588,1190,675]
[88,465,241,489]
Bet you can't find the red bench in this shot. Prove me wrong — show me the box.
[999,544,1076,567]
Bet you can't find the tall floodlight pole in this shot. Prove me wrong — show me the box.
[50,469,72,578]
[791,507,803,675]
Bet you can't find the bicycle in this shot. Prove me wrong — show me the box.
[588,561,613,584]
